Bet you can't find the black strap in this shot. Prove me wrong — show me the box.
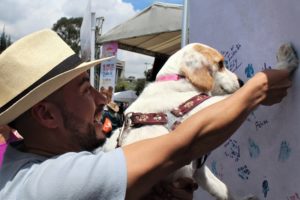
[0,54,82,113]
[196,154,209,168]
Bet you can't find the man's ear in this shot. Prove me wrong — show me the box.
[30,101,62,129]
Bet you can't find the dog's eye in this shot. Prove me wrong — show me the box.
[218,61,224,69]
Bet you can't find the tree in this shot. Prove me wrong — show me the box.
[52,17,83,54]
[115,78,135,92]
[145,68,153,81]
[114,77,147,95]
[0,27,12,54]
[135,78,146,95]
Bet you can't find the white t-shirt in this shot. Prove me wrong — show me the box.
[0,145,127,200]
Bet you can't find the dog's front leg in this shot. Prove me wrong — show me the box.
[193,164,237,200]
[275,43,299,72]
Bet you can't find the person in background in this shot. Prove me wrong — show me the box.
[0,29,297,200]
[118,102,125,123]
[107,86,113,103]
[101,101,123,136]
[100,86,108,103]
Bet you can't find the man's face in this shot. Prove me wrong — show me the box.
[57,72,107,151]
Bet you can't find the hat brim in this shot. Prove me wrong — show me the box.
[107,103,119,113]
[0,56,113,125]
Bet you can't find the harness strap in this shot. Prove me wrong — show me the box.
[165,112,181,131]
[121,93,210,129]
[116,112,168,147]
[171,93,210,117]
[127,112,168,127]
[116,93,211,147]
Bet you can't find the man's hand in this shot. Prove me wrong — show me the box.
[259,69,292,106]
[142,177,198,200]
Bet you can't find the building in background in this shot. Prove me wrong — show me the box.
[116,59,125,79]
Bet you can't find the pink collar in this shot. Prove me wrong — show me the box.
[156,74,184,82]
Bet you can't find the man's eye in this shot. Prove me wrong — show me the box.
[85,86,92,94]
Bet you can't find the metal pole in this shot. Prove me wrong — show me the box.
[181,0,189,47]
[95,17,104,90]
[90,12,96,87]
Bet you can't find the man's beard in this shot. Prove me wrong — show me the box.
[60,108,106,151]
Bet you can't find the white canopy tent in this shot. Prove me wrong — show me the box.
[113,90,138,103]
[97,2,183,57]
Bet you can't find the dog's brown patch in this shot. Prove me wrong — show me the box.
[193,44,224,71]
[181,64,214,92]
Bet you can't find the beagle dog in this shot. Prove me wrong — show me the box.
[103,43,298,200]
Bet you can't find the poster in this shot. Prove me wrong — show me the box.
[99,42,118,102]
[189,0,300,199]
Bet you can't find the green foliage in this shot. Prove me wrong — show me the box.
[115,78,136,92]
[52,17,83,54]
[0,27,12,54]
[115,78,147,95]
[135,79,146,95]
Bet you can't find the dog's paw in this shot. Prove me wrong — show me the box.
[275,43,299,73]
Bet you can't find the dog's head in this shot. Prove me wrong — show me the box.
[156,43,243,95]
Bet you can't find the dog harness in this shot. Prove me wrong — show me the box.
[116,91,211,168]
[121,93,210,131]
[115,73,212,167]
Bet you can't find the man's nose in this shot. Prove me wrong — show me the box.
[92,88,107,105]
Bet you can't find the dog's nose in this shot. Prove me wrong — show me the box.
[238,79,244,87]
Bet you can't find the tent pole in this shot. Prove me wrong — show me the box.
[90,12,96,87]
[181,0,189,47]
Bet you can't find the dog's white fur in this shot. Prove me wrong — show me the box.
[103,43,298,200]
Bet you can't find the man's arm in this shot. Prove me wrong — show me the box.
[123,69,292,199]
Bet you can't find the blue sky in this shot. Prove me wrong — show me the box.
[123,0,183,10]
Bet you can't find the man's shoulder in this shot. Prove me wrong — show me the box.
[1,144,46,175]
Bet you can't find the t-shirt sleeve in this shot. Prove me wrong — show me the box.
[19,148,127,200]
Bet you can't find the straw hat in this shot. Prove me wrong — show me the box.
[0,29,112,125]
[107,102,119,113]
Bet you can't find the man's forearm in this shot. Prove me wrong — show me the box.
[172,74,266,162]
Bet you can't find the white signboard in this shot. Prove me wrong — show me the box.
[99,42,118,92]
[189,0,300,199]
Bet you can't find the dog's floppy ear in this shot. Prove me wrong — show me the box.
[179,44,215,92]
[180,63,214,92]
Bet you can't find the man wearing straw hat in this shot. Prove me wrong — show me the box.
[0,29,297,199]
